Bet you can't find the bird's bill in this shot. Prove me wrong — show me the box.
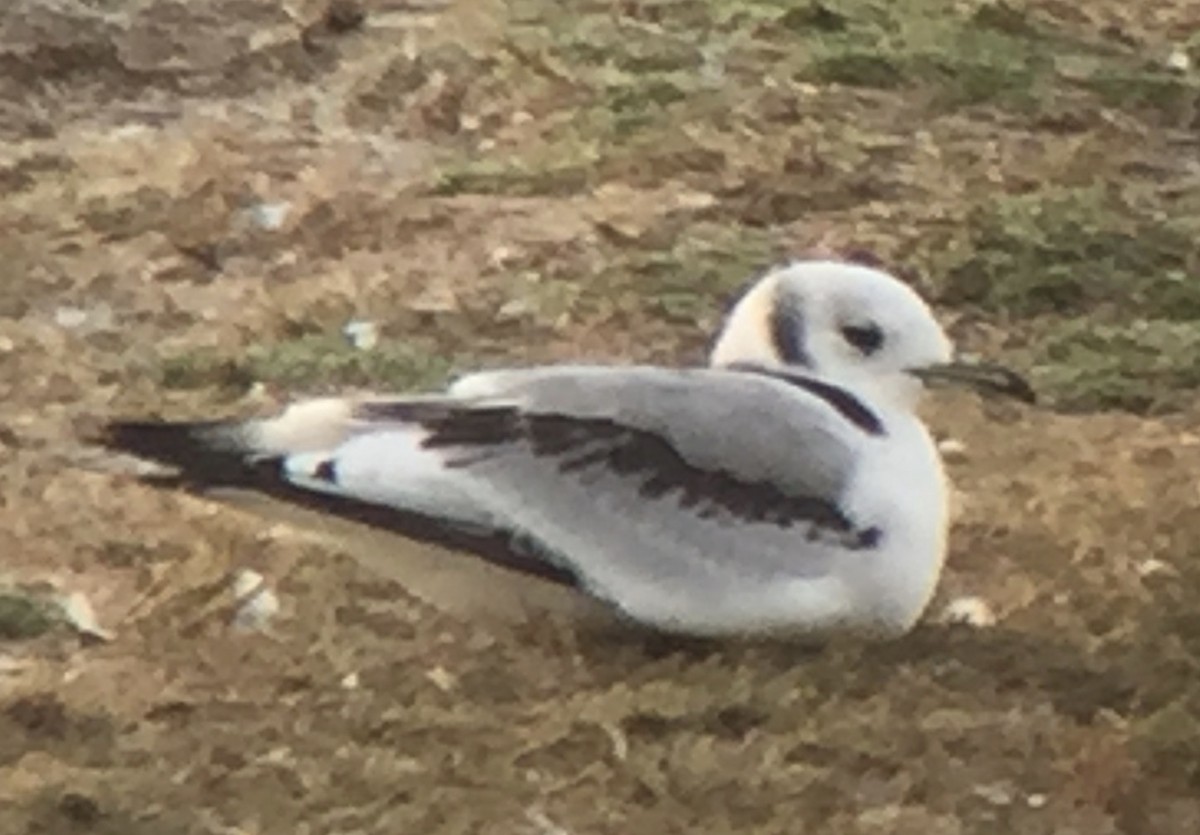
[907,361,1036,404]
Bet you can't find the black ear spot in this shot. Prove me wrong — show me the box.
[841,323,884,356]
[769,300,810,366]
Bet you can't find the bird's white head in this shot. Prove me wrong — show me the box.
[709,260,1032,410]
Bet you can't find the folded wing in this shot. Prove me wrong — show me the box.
[100,365,885,622]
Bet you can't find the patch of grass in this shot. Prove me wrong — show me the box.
[1131,695,1200,790]
[809,50,906,90]
[432,0,1155,202]
[245,335,456,390]
[0,589,60,640]
[1029,318,1200,413]
[801,4,1059,110]
[1079,65,1200,125]
[938,186,1200,319]
[429,0,1200,416]
[433,149,598,197]
[1123,544,1200,792]
[584,223,778,326]
[160,334,456,394]
[158,353,255,392]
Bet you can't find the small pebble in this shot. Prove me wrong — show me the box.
[497,298,533,320]
[54,307,90,330]
[941,596,996,628]
[1166,49,1191,72]
[246,201,292,231]
[231,569,280,632]
[489,245,515,267]
[342,320,379,351]
[53,305,114,332]
[1137,558,1176,578]
[425,666,457,692]
[937,438,968,462]
[59,591,114,642]
[246,381,271,403]
[973,782,1014,807]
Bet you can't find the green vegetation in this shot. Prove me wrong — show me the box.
[582,223,778,324]
[173,0,1200,410]
[1031,319,1200,413]
[0,589,60,641]
[419,0,1200,417]
[434,0,1199,196]
[939,187,1200,319]
[159,335,456,394]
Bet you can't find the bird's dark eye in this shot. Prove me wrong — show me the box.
[841,323,885,356]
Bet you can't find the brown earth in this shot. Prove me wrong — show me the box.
[2,1,1200,833]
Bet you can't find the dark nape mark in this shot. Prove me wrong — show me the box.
[726,364,886,437]
[768,286,816,364]
[768,291,811,367]
[707,265,820,368]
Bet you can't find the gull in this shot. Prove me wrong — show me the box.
[94,260,1033,638]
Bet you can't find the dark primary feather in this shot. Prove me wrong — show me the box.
[100,421,267,487]
[96,419,579,586]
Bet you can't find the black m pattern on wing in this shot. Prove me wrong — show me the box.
[359,402,882,550]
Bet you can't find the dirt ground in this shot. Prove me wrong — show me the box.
[2,0,1200,833]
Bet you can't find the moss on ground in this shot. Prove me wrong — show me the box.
[159,335,457,394]
[0,589,61,641]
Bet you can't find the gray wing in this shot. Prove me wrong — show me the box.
[346,367,884,599]
[97,364,887,626]
[432,364,874,502]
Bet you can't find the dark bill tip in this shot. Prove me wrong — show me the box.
[908,361,1036,404]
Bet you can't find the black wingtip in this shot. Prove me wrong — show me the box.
[93,419,582,589]
[96,420,271,488]
[94,421,581,588]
